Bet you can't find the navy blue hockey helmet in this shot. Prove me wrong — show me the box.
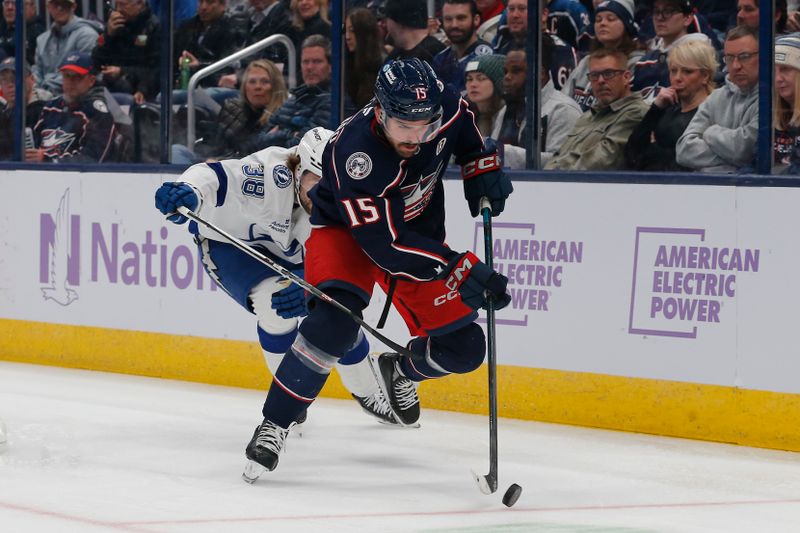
[374,58,444,123]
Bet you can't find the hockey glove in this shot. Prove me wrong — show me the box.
[271,270,308,319]
[458,139,513,218]
[440,252,511,311]
[155,182,199,225]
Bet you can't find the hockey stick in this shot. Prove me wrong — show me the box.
[176,206,414,358]
[472,197,499,495]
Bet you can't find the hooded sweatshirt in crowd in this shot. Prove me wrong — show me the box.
[676,76,758,172]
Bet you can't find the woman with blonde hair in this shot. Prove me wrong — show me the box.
[774,33,800,173]
[191,59,288,160]
[625,38,717,171]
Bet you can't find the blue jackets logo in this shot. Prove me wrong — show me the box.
[346,152,372,179]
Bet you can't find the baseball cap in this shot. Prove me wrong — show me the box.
[59,51,96,75]
[0,56,31,76]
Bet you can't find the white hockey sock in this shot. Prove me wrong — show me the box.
[262,350,284,376]
[337,357,379,398]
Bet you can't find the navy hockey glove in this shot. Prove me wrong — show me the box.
[458,140,513,217]
[155,182,199,225]
[440,252,511,311]
[271,271,308,319]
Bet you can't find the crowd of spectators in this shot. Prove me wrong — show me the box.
[0,0,798,174]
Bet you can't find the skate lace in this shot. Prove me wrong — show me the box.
[255,421,291,454]
[394,378,419,410]
[363,390,393,417]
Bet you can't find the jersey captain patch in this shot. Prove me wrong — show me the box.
[346,152,372,179]
[272,165,292,188]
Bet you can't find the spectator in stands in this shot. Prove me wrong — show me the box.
[495,37,582,168]
[0,56,52,160]
[736,0,759,29]
[546,0,592,50]
[492,0,527,54]
[242,34,332,151]
[1,0,45,61]
[562,0,644,112]
[676,25,759,172]
[732,0,791,34]
[773,33,800,173]
[33,0,99,94]
[464,53,505,137]
[238,0,293,69]
[384,0,445,61]
[26,51,118,163]
[542,6,579,91]
[289,0,330,84]
[289,0,330,50]
[432,0,493,94]
[177,58,288,161]
[92,0,161,105]
[475,0,505,42]
[344,7,383,115]
[633,0,712,103]
[625,39,718,171]
[493,47,526,146]
[546,48,648,170]
[174,0,246,89]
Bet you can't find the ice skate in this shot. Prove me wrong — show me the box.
[352,388,399,426]
[368,353,421,427]
[242,418,292,484]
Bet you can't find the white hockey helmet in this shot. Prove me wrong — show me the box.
[295,127,334,183]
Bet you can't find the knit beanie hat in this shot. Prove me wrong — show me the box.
[776,33,800,71]
[465,54,506,96]
[595,0,639,38]
[384,0,428,29]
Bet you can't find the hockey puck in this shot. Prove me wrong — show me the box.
[502,483,522,507]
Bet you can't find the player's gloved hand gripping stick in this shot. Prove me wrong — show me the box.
[175,206,415,359]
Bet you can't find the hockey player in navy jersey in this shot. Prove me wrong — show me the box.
[242,58,513,481]
[154,128,400,431]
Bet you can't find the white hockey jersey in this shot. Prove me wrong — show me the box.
[178,146,309,265]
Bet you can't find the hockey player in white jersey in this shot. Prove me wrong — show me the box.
[154,128,397,427]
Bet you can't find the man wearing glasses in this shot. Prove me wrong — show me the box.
[677,25,759,172]
[545,47,648,170]
[32,0,99,94]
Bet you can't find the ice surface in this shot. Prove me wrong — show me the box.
[1,361,799,532]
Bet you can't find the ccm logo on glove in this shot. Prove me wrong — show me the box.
[462,154,501,179]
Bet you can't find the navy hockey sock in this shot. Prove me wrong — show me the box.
[262,341,331,428]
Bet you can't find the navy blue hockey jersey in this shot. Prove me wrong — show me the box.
[309,90,486,282]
